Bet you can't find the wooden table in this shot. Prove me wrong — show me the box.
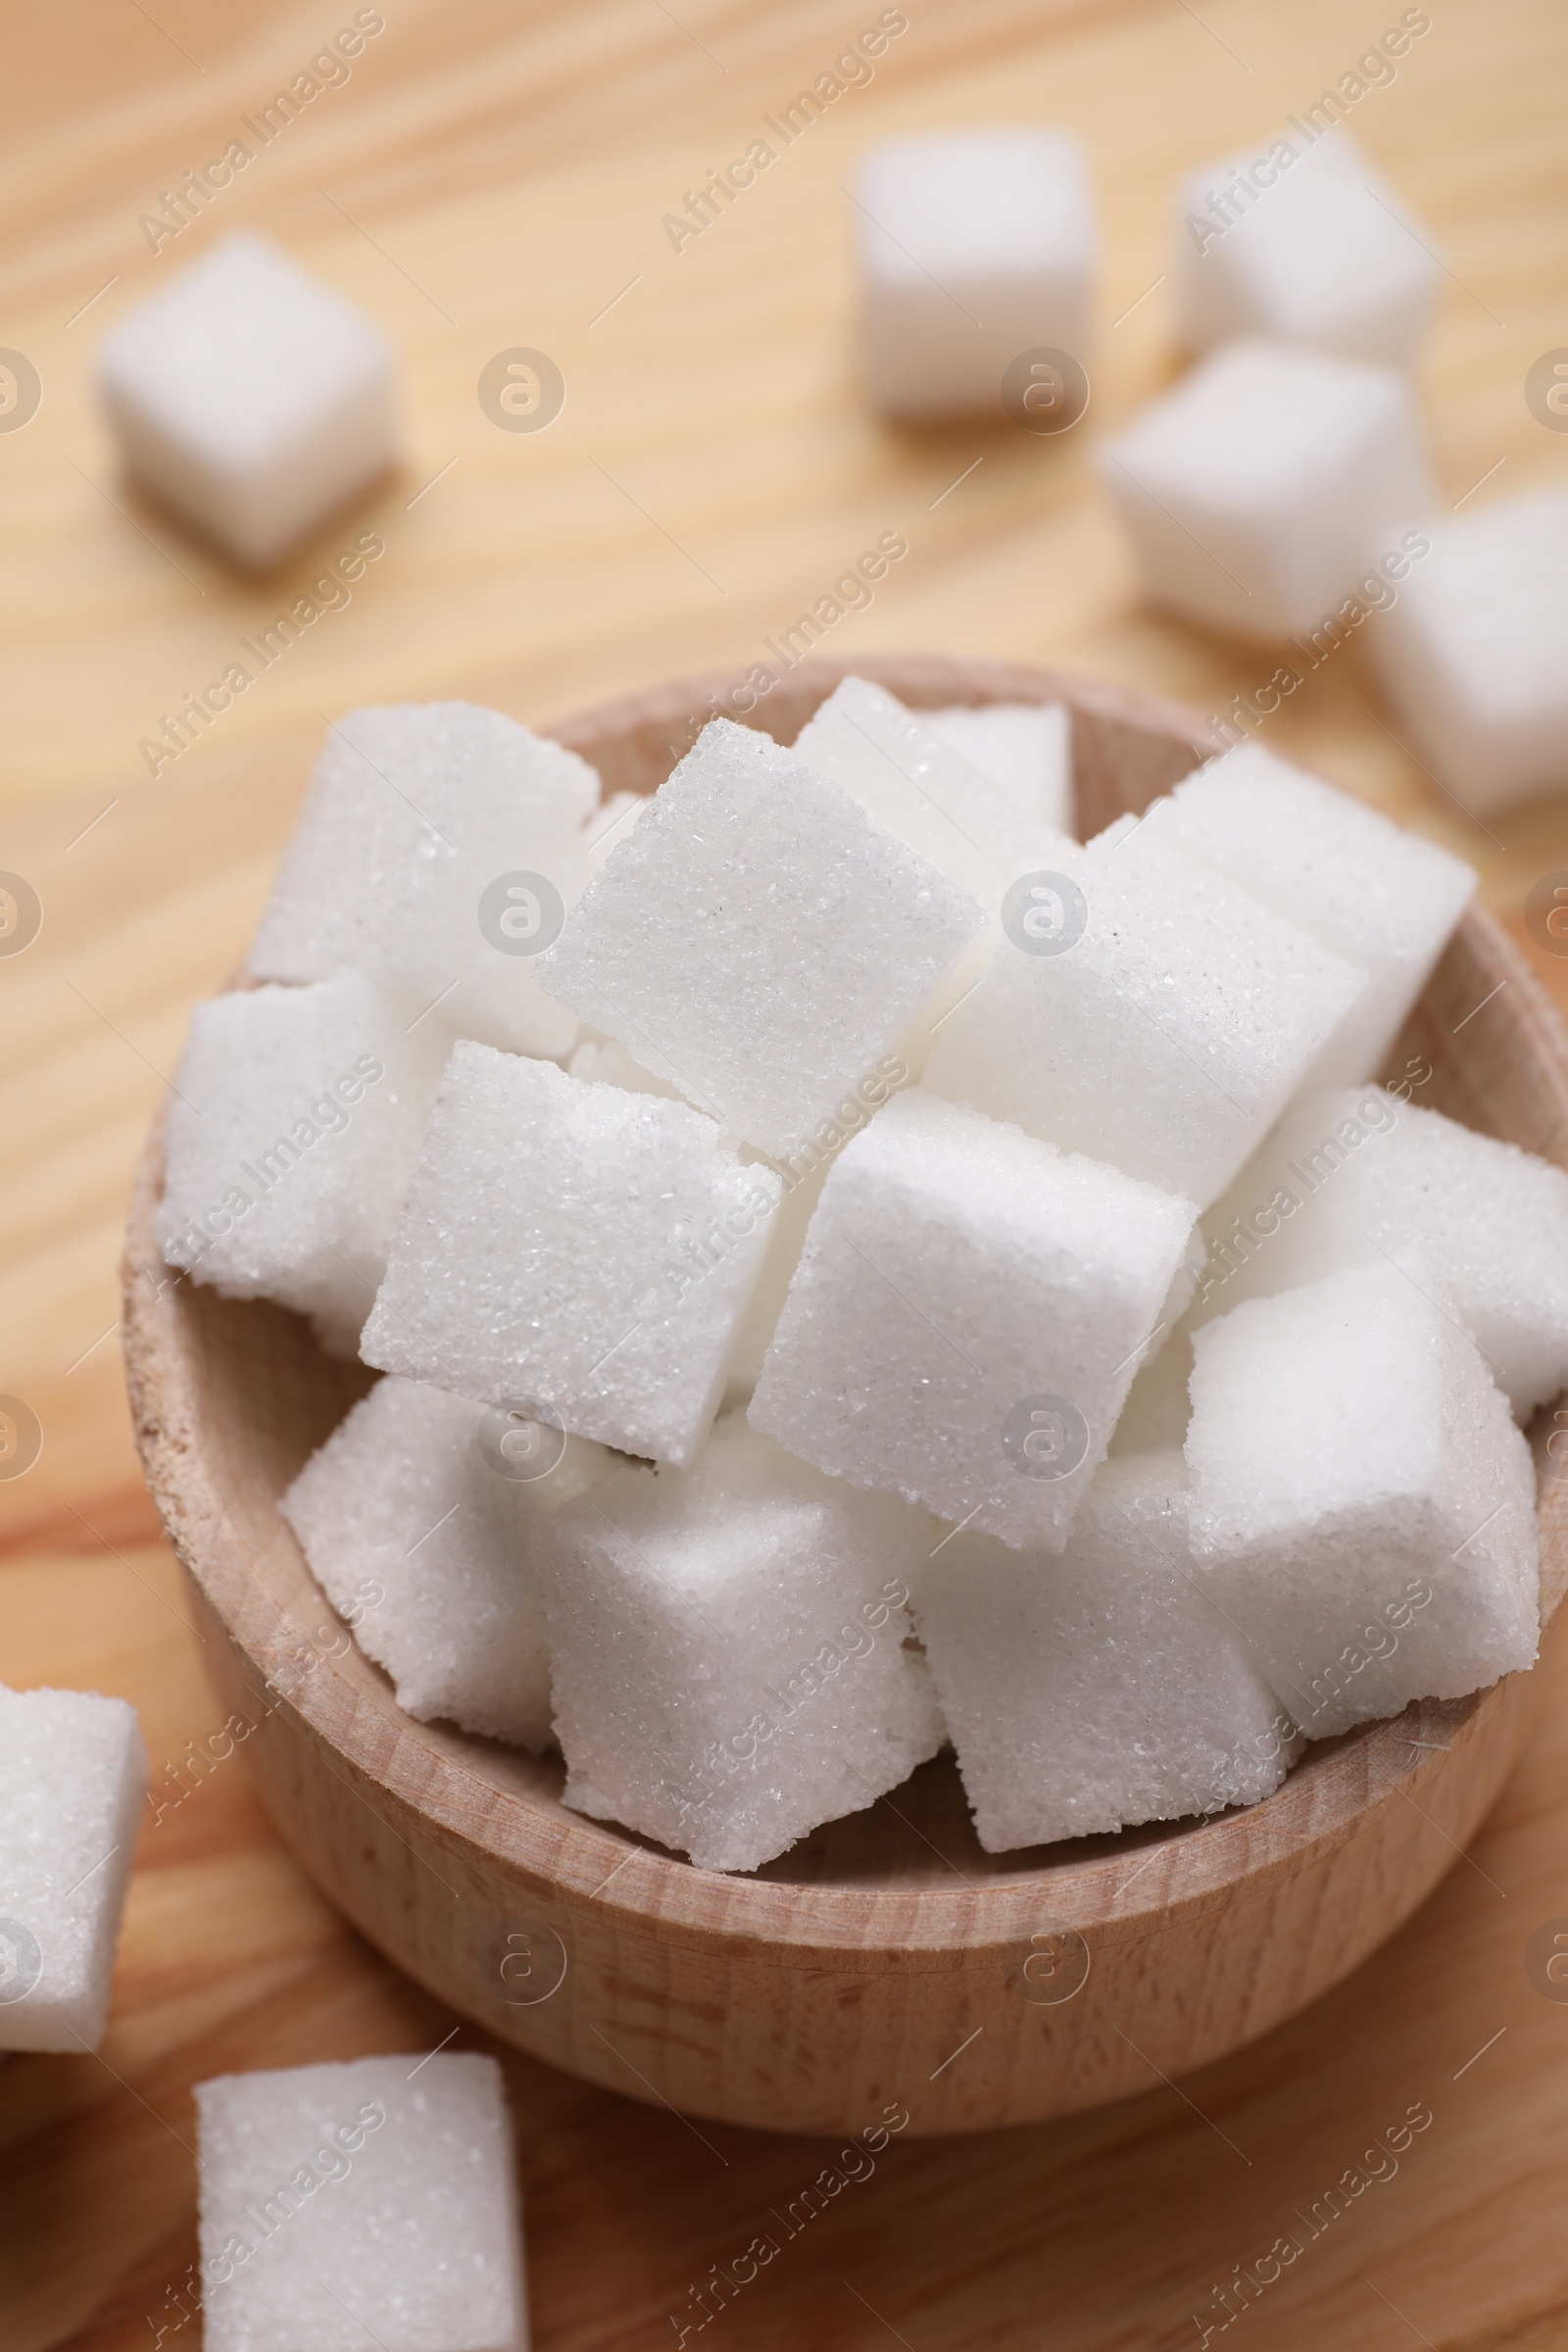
[4,2,1568,2344]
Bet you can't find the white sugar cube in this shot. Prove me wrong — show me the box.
[156,973,448,1353]
[249,703,601,1057]
[0,1684,145,2052]
[921,822,1364,1209]
[541,1419,942,1872]
[749,1091,1196,1550]
[196,2053,526,2352]
[362,1046,780,1467]
[1194,1086,1568,1421]
[1173,127,1441,367]
[1099,339,1435,641]
[1143,742,1474,1086]
[282,1377,605,1748]
[855,129,1096,419]
[535,717,985,1159]
[1186,1266,1539,1739]
[793,676,1067,907]
[915,1453,1295,1851]
[97,232,395,569]
[925,700,1073,837]
[1364,485,1568,815]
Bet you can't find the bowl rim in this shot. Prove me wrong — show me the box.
[121,653,1568,1964]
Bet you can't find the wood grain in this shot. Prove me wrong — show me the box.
[5,0,1568,2344]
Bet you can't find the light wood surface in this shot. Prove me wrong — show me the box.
[119,652,1568,2152]
[6,0,1568,2343]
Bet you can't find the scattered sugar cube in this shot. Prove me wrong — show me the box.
[541,1418,942,1872]
[535,717,985,1159]
[1173,127,1441,367]
[282,1377,606,1748]
[0,1685,146,2052]
[749,1090,1197,1550]
[921,822,1364,1209]
[1186,1265,1539,1739]
[362,1046,781,1466]
[855,129,1096,419]
[1193,1086,1568,1421]
[1142,742,1474,1086]
[97,232,395,569]
[156,973,449,1353]
[1364,485,1568,815]
[1098,338,1435,641]
[196,2053,527,2352]
[249,703,601,1057]
[793,675,1068,907]
[925,700,1073,837]
[915,1452,1296,1851]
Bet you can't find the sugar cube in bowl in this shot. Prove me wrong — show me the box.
[122,654,1568,2137]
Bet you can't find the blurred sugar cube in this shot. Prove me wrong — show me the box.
[1186,1265,1539,1739]
[1364,485,1568,814]
[1173,127,1441,367]
[541,1419,942,1872]
[1195,1086,1568,1421]
[249,702,601,1058]
[916,1452,1296,1851]
[362,1046,780,1466]
[155,972,449,1353]
[749,1090,1197,1551]
[0,1684,145,2052]
[922,823,1363,1208]
[196,2053,527,2352]
[98,231,395,569]
[855,129,1095,419]
[794,676,1068,907]
[1142,742,1474,1087]
[536,717,985,1159]
[282,1376,606,1748]
[1099,339,1435,641]
[925,700,1073,837]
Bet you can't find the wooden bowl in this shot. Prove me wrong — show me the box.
[122,655,1568,2137]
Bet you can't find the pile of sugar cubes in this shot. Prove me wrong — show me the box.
[851,113,1568,815]
[153,675,1568,1876]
